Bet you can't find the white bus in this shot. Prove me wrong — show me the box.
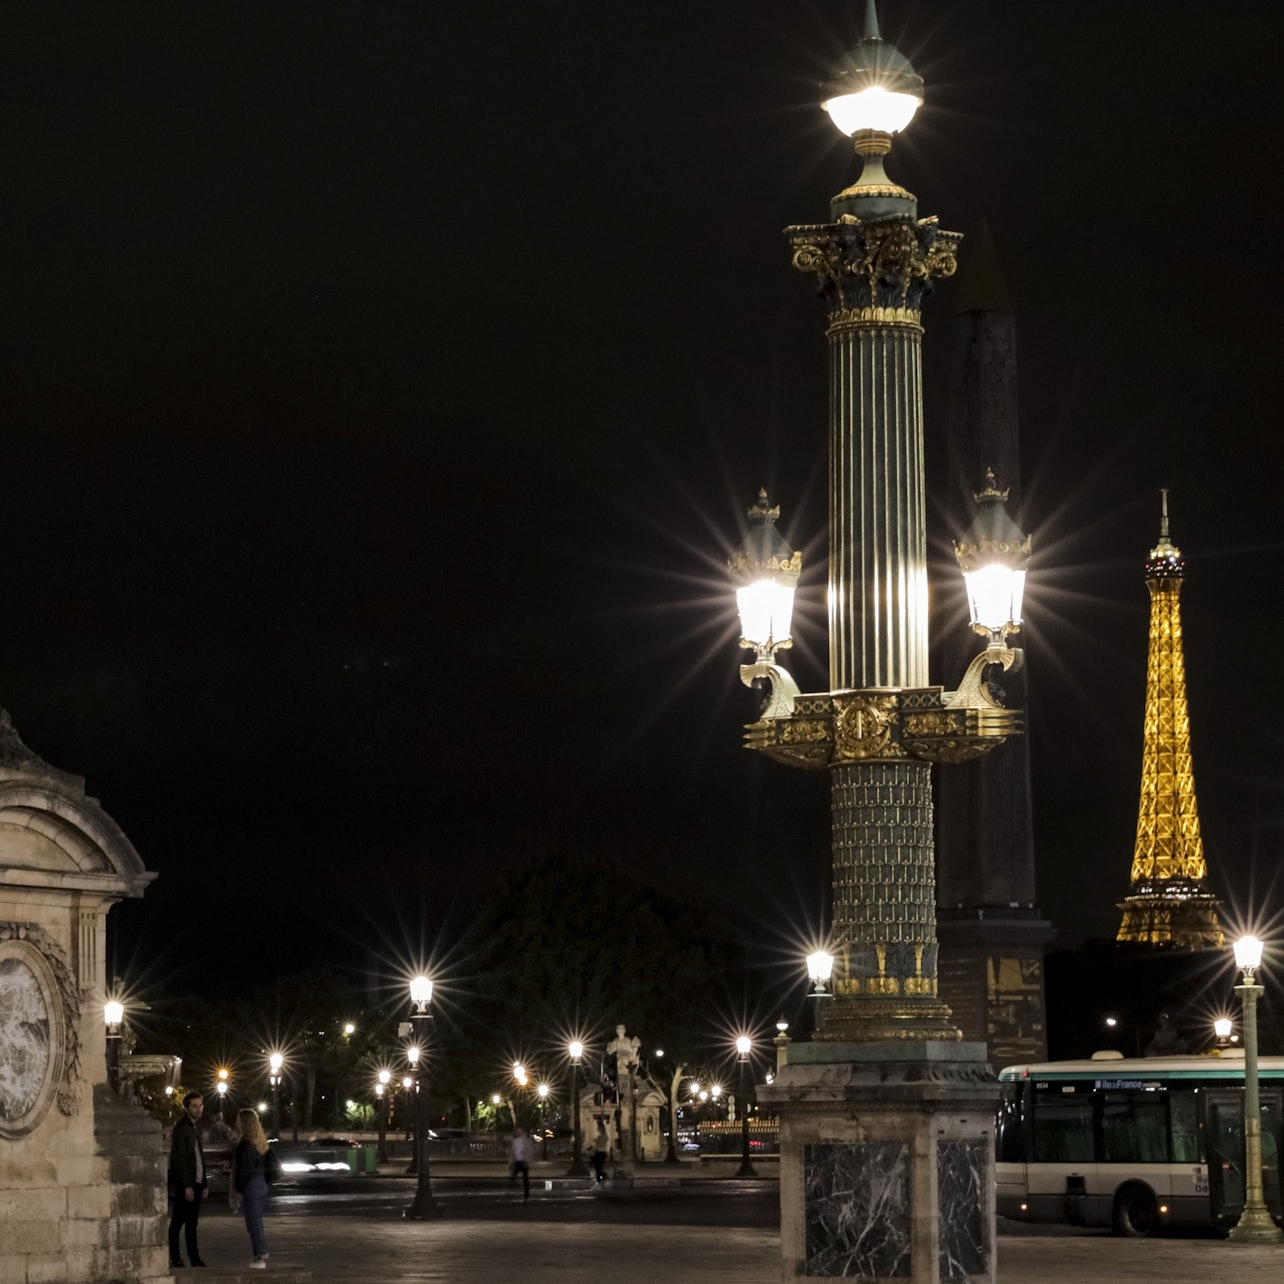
[996,1053,1283,1236]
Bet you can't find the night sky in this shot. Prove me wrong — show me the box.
[3,2,1282,1004]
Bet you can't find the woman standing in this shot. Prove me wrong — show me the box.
[229,1108,272,1269]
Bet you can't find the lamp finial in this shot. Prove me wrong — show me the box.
[863,0,881,41]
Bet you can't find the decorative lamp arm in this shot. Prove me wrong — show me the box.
[740,661,801,720]
[944,644,1023,711]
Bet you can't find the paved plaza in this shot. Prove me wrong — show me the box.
[180,1166,1284,1284]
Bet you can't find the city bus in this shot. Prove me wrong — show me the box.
[996,1053,1283,1236]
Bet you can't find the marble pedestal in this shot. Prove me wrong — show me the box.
[759,1041,998,1282]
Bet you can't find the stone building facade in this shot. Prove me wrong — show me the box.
[0,712,168,1283]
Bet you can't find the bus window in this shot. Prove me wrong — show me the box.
[1101,1092,1168,1163]
[1031,1091,1093,1163]
[1170,1091,1199,1163]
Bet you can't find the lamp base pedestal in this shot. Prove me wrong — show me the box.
[759,1041,998,1283]
[1229,1200,1283,1244]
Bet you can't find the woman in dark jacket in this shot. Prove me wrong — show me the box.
[229,1108,272,1268]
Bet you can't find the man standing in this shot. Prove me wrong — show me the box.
[509,1126,534,1201]
[168,1092,209,1268]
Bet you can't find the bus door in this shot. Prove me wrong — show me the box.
[1206,1090,1282,1226]
[1028,1081,1097,1225]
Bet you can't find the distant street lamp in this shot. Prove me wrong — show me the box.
[807,951,834,1027]
[103,997,124,1093]
[1214,1017,1233,1050]
[773,1018,791,1075]
[268,1052,284,1138]
[376,1069,392,1162]
[537,1082,551,1159]
[215,1068,229,1122]
[404,1046,421,1173]
[735,1037,757,1178]
[403,974,437,1220]
[566,1040,589,1177]
[1229,936,1283,1243]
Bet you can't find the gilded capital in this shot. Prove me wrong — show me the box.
[787,214,960,323]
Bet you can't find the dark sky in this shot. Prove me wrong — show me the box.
[2,2,1282,1002]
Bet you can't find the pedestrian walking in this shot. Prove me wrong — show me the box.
[168,1092,210,1268]
[229,1108,278,1269]
[591,1121,609,1184]
[509,1126,534,1200]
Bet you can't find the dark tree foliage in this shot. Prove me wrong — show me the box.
[462,849,746,1060]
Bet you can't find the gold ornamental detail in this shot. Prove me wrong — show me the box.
[858,218,959,298]
[827,305,923,331]
[833,694,900,761]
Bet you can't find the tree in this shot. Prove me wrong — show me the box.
[460,849,747,1133]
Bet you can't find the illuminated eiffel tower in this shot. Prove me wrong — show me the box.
[1116,492,1224,947]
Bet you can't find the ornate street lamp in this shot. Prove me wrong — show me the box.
[1214,1017,1233,1050]
[403,974,437,1220]
[729,488,803,719]
[743,4,1023,1278]
[806,950,834,1030]
[735,1037,757,1178]
[1229,936,1282,1242]
[376,1069,392,1162]
[103,997,124,1093]
[566,1041,589,1177]
[950,470,1030,709]
[267,1052,284,1138]
[773,1018,791,1075]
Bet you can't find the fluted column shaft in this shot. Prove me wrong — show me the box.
[789,213,960,1041]
[828,320,928,691]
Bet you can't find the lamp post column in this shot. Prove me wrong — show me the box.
[1231,979,1282,1240]
[268,1053,283,1139]
[735,1038,757,1178]
[403,976,437,1220]
[566,1043,589,1177]
[376,1072,391,1164]
[104,999,124,1094]
[752,7,1010,1281]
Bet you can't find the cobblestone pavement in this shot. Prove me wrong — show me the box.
[183,1174,1284,1284]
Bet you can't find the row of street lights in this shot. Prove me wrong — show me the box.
[100,938,1280,1238]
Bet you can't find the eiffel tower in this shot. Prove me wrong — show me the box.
[1116,491,1224,947]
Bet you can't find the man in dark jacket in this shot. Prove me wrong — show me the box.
[168,1092,209,1268]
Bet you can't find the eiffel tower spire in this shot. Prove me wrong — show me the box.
[1116,490,1224,947]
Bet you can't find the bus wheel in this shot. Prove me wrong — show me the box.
[1113,1185,1158,1237]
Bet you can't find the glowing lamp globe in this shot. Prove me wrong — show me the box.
[103,999,124,1029]
[409,975,433,1010]
[822,2,923,139]
[1235,935,1264,974]
[954,472,1031,640]
[807,950,835,988]
[728,489,801,662]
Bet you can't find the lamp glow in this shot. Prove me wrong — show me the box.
[736,1036,752,1058]
[807,950,835,989]
[104,999,124,1028]
[568,1040,583,1063]
[729,489,800,661]
[954,472,1031,640]
[409,975,433,1011]
[1235,935,1264,974]
[823,86,920,137]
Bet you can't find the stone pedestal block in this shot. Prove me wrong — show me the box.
[759,1041,998,1282]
